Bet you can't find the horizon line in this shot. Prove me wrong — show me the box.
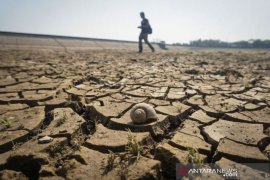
[0,31,269,45]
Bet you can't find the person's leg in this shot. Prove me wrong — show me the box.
[138,33,143,53]
[143,34,155,52]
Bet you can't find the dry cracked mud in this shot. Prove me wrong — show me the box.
[0,47,270,180]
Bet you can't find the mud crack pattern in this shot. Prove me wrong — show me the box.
[0,48,270,180]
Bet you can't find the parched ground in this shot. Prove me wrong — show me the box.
[0,46,270,179]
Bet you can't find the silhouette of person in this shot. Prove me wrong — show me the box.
[138,12,155,53]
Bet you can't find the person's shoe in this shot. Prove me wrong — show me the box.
[151,49,155,53]
[138,51,142,53]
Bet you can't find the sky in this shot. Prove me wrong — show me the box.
[0,0,269,44]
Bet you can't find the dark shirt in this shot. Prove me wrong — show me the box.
[141,18,152,34]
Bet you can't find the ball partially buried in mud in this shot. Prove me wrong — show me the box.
[130,103,158,124]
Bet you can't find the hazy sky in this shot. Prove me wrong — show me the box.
[0,0,269,43]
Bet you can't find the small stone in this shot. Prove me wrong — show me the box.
[38,136,53,144]
[59,130,67,133]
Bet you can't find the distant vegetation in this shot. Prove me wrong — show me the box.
[173,39,270,48]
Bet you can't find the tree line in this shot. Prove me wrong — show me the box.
[172,39,270,48]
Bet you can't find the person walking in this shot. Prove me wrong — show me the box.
[138,12,155,53]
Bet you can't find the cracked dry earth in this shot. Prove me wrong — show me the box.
[0,48,269,180]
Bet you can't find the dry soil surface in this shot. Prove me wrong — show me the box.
[0,48,270,180]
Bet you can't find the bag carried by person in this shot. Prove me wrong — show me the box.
[147,26,152,34]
